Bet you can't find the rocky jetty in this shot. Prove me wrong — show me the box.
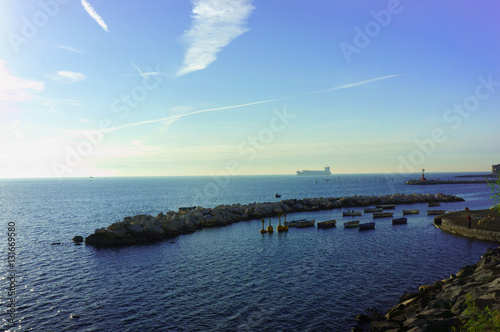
[406,179,492,185]
[353,247,500,331]
[85,193,463,246]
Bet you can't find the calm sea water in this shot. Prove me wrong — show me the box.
[0,173,497,331]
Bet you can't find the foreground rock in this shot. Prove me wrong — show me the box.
[85,193,463,246]
[354,247,500,331]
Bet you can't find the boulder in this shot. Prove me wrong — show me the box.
[72,235,84,243]
[85,229,116,246]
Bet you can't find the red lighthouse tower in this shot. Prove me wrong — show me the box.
[420,168,427,181]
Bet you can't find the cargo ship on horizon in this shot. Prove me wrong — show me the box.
[296,166,331,176]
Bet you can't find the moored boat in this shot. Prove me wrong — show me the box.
[428,202,441,207]
[344,220,360,228]
[274,193,281,198]
[286,219,315,227]
[427,210,446,215]
[317,220,337,229]
[364,207,383,213]
[392,217,408,225]
[375,204,396,209]
[342,211,362,216]
[359,222,375,230]
[373,212,394,218]
[403,209,420,215]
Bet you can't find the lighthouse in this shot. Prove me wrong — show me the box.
[420,169,427,181]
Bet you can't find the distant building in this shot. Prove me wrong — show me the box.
[493,164,500,174]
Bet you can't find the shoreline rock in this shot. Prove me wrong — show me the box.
[353,246,500,331]
[84,193,463,247]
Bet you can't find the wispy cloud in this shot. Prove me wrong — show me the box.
[42,98,83,113]
[102,74,400,133]
[47,71,86,84]
[128,62,164,78]
[0,59,44,103]
[176,0,255,77]
[54,45,85,54]
[81,0,109,32]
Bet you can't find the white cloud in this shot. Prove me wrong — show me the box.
[81,0,109,32]
[47,71,86,84]
[176,0,255,77]
[0,59,44,103]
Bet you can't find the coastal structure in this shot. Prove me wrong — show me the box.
[84,193,464,246]
[493,164,500,174]
[296,166,331,176]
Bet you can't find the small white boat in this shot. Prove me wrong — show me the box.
[364,208,383,213]
[403,209,420,215]
[392,217,408,225]
[373,212,394,218]
[359,222,375,230]
[317,220,337,229]
[286,219,315,227]
[375,204,396,209]
[427,210,446,215]
[342,211,362,216]
[344,220,360,228]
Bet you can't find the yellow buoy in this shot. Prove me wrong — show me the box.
[267,218,273,233]
[277,213,284,232]
[260,219,267,233]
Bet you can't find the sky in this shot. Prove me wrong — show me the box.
[0,0,499,178]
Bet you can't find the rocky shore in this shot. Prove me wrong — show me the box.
[84,193,463,246]
[353,246,500,331]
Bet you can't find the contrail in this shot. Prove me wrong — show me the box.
[299,74,401,96]
[81,0,109,32]
[103,74,400,133]
[102,98,283,133]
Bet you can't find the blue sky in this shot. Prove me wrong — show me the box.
[0,0,499,178]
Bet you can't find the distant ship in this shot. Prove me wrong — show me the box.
[296,166,331,176]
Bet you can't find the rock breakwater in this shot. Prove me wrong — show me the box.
[406,179,492,185]
[85,193,463,246]
[354,246,500,331]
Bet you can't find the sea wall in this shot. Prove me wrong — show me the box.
[434,209,500,243]
[354,247,500,331]
[84,193,463,246]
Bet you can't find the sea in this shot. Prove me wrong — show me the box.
[0,172,497,331]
